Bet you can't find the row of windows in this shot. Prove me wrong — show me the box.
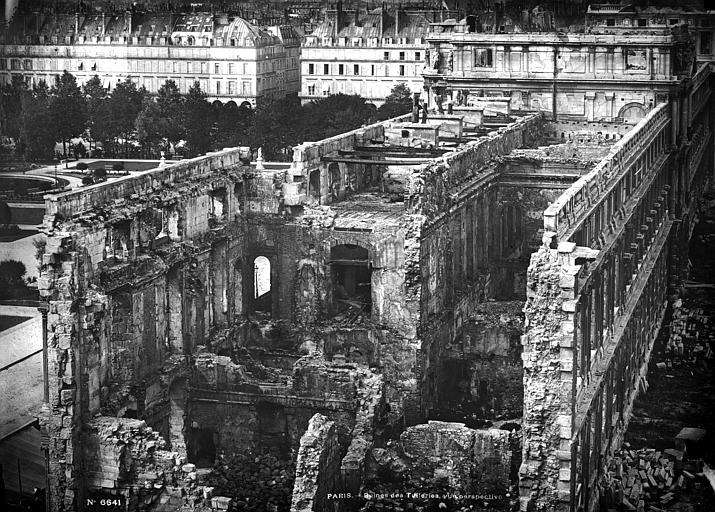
[0,57,293,76]
[307,62,419,77]
[597,16,712,28]
[308,36,423,47]
[304,79,417,98]
[1,59,33,71]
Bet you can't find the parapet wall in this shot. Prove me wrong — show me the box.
[412,113,544,221]
[291,114,412,177]
[44,148,246,219]
[544,103,670,242]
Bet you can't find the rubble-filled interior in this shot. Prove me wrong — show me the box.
[32,82,713,512]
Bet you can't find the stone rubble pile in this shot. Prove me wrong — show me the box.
[660,300,713,369]
[207,448,297,512]
[602,443,700,511]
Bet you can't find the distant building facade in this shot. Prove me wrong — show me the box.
[585,4,715,65]
[0,11,301,107]
[300,5,435,105]
[422,14,698,123]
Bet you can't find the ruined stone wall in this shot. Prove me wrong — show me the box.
[409,113,544,218]
[290,414,342,512]
[289,114,411,205]
[240,218,411,328]
[340,372,385,496]
[415,114,547,419]
[233,213,420,423]
[39,150,253,510]
[399,421,514,495]
[435,302,524,423]
[520,89,713,511]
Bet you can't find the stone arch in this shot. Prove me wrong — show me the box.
[240,100,252,109]
[225,100,238,109]
[252,255,272,316]
[618,102,646,122]
[212,99,223,109]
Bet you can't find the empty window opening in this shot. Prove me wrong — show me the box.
[257,402,291,457]
[167,209,180,240]
[188,426,216,468]
[401,129,410,138]
[253,256,272,316]
[330,244,371,318]
[109,220,132,260]
[211,188,227,221]
[328,162,341,200]
[309,169,321,202]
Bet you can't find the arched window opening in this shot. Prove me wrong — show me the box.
[330,244,371,318]
[253,256,272,317]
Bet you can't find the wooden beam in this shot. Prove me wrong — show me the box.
[322,157,427,165]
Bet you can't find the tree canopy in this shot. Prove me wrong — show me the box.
[2,71,416,162]
[375,83,413,121]
[50,71,87,156]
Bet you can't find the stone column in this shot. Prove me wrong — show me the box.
[606,92,615,120]
[585,91,596,121]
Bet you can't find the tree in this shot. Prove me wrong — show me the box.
[50,71,87,157]
[76,162,88,171]
[155,80,183,149]
[106,79,145,157]
[136,80,184,156]
[250,95,303,161]
[212,102,253,151]
[93,167,107,180]
[183,82,213,156]
[0,75,27,140]
[83,75,108,152]
[19,81,55,161]
[0,201,11,228]
[0,260,30,300]
[376,83,413,121]
[73,141,88,158]
[301,94,375,141]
